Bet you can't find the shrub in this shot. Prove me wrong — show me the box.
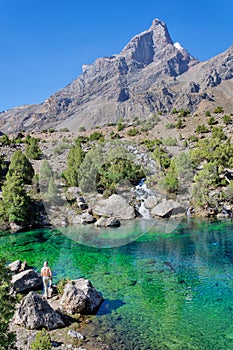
[166,123,175,129]
[223,114,232,125]
[179,109,190,117]
[211,127,227,140]
[127,128,140,136]
[171,108,178,114]
[117,122,125,132]
[0,259,16,349]
[162,160,179,193]
[141,139,162,152]
[207,116,217,125]
[89,131,104,141]
[162,138,177,146]
[153,147,171,169]
[0,134,10,146]
[188,135,198,143]
[31,329,52,350]
[79,126,86,132]
[59,127,70,132]
[214,106,224,114]
[195,124,209,134]
[205,111,211,117]
[56,278,70,294]
[176,119,185,129]
[25,137,43,160]
[53,143,71,155]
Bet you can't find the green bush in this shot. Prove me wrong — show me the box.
[195,124,209,134]
[214,106,224,114]
[153,147,171,169]
[141,139,162,152]
[25,137,42,160]
[53,143,71,155]
[188,135,198,143]
[117,122,125,132]
[0,259,16,349]
[176,119,185,129]
[127,128,140,136]
[79,126,86,132]
[59,127,70,132]
[166,123,175,129]
[205,111,211,117]
[211,127,227,140]
[179,109,190,117]
[162,138,177,146]
[96,158,145,193]
[31,329,52,350]
[223,114,232,125]
[0,134,10,146]
[89,131,104,141]
[207,116,217,125]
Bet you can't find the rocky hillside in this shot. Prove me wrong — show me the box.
[1,19,233,134]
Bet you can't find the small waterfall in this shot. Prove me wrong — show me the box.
[133,179,152,219]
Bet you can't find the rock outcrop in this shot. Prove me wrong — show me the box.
[92,194,136,220]
[1,19,233,134]
[13,291,65,330]
[11,269,42,293]
[60,278,103,315]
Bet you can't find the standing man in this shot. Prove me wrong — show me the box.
[41,261,52,299]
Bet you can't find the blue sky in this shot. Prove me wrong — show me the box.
[1,0,233,111]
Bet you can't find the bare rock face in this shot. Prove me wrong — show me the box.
[1,20,233,134]
[151,199,186,218]
[13,291,65,330]
[60,278,103,315]
[11,269,43,293]
[92,194,136,220]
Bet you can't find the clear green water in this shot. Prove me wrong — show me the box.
[1,218,233,349]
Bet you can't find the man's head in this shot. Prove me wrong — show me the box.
[44,261,48,267]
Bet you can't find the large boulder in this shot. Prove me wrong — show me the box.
[13,291,65,330]
[11,269,42,293]
[8,260,29,274]
[94,217,121,227]
[72,212,96,224]
[60,278,103,315]
[151,199,186,218]
[92,194,136,220]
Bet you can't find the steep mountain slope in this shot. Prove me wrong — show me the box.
[1,19,233,134]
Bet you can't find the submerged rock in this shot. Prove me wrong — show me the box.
[60,278,103,315]
[13,291,65,330]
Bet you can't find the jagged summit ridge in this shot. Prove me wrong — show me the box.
[1,19,233,133]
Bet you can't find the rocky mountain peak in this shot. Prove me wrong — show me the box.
[120,18,174,66]
[1,20,233,134]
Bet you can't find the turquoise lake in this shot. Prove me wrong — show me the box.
[1,218,233,349]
